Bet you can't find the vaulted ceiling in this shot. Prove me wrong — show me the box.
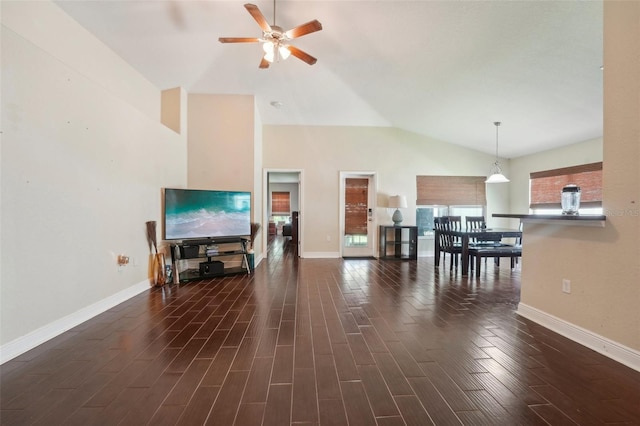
[55,0,603,159]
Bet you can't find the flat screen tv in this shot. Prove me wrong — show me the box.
[163,188,251,241]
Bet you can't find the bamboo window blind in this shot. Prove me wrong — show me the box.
[271,192,291,214]
[416,176,487,206]
[345,178,368,235]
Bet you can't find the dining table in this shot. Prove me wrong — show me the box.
[434,227,523,276]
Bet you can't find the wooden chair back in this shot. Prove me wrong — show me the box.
[466,216,485,229]
[446,216,462,230]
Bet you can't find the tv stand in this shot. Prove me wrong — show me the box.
[169,237,250,283]
[187,237,243,246]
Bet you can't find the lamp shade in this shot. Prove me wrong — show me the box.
[388,195,407,209]
[485,160,510,183]
[485,122,509,183]
[485,172,510,183]
[485,173,509,183]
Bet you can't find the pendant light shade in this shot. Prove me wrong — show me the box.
[485,121,510,183]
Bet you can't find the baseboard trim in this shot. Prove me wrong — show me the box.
[1,279,152,364]
[517,303,640,372]
[301,252,341,259]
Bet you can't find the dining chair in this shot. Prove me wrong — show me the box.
[446,216,462,230]
[444,216,464,268]
[513,220,523,265]
[434,217,462,270]
[466,215,508,247]
[466,216,485,230]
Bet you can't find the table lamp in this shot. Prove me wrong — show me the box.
[388,195,408,226]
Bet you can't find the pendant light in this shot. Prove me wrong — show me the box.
[485,121,510,183]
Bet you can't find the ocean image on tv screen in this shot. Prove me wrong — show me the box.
[164,189,251,240]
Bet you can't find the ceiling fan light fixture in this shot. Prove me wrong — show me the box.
[279,44,291,60]
[262,40,274,54]
[262,41,275,62]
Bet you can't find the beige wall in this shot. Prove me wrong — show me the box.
[161,87,187,135]
[187,94,256,191]
[518,1,639,362]
[1,1,187,355]
[187,94,263,258]
[263,125,511,255]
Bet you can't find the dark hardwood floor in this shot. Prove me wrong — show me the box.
[2,236,639,425]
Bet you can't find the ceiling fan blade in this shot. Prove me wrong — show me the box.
[285,20,322,39]
[244,4,272,33]
[219,37,261,43]
[259,57,270,69]
[287,45,317,65]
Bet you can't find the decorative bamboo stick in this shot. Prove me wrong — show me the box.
[146,221,158,255]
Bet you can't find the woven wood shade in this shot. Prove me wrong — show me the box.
[345,178,368,235]
[271,192,291,214]
[530,162,603,208]
[416,176,487,206]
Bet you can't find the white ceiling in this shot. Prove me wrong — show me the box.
[55,0,603,159]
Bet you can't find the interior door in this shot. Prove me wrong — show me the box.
[341,173,376,258]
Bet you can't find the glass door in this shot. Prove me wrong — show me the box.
[340,172,376,258]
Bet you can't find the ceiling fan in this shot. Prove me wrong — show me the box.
[219,2,322,69]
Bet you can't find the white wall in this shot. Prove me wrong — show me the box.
[1,1,186,358]
[263,125,510,256]
[253,102,264,254]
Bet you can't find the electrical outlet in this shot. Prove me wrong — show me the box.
[562,279,571,294]
[117,255,129,266]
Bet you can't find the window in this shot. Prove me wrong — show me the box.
[530,162,603,214]
[415,176,488,235]
[416,206,486,235]
[416,206,444,236]
[343,178,369,247]
[271,191,291,214]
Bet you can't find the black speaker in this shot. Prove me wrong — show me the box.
[199,261,224,277]
[179,245,200,259]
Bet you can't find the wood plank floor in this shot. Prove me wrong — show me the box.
[2,236,639,425]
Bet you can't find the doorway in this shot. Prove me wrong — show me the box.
[263,169,303,258]
[340,172,377,258]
